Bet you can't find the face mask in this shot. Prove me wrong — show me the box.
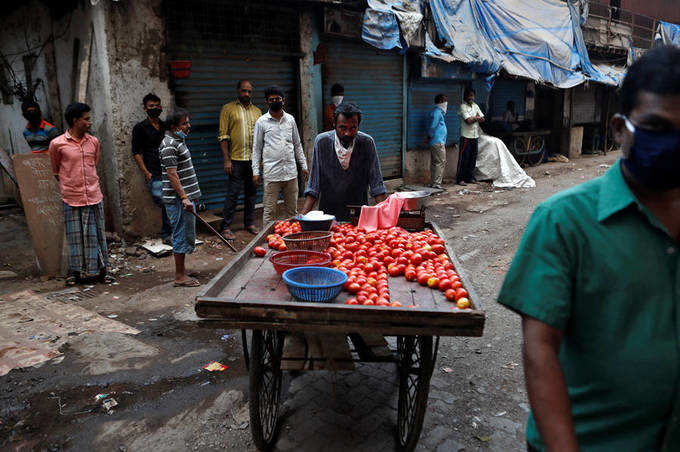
[331,95,343,107]
[339,135,355,148]
[269,101,283,112]
[147,108,162,118]
[435,102,448,115]
[24,110,41,123]
[175,130,188,139]
[622,117,680,190]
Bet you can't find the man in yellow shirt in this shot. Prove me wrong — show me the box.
[218,80,262,238]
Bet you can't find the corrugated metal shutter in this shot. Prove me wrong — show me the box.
[407,81,463,148]
[323,40,403,178]
[489,79,526,119]
[171,54,299,210]
[572,85,597,125]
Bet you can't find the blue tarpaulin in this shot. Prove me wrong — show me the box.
[658,20,680,47]
[363,0,622,87]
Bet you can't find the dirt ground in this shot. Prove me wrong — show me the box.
[0,151,621,451]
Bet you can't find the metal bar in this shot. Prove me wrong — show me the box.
[190,210,238,252]
[241,329,250,370]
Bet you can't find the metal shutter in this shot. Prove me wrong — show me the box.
[489,79,526,119]
[407,81,463,148]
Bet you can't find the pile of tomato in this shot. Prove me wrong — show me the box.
[326,223,471,309]
[265,220,303,251]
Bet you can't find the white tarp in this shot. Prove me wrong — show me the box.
[475,135,536,189]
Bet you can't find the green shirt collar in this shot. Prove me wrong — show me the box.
[597,159,638,222]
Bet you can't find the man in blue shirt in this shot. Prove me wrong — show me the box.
[427,94,448,189]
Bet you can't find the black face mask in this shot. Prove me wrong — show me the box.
[24,110,41,123]
[269,101,283,112]
[147,108,162,118]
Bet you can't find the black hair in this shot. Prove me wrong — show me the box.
[506,100,515,109]
[21,99,40,114]
[264,85,284,99]
[621,45,680,115]
[167,108,189,128]
[64,102,91,127]
[236,79,252,91]
[434,94,446,104]
[331,83,344,96]
[142,93,161,106]
[464,87,475,98]
[333,101,362,125]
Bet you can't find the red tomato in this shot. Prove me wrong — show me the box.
[375,297,389,306]
[391,248,404,258]
[432,244,445,255]
[404,269,417,281]
[455,288,469,300]
[411,253,423,266]
[445,289,456,301]
[383,256,395,265]
[366,277,378,287]
[253,246,266,257]
[388,265,402,277]
[348,283,361,293]
[427,276,439,289]
[356,294,368,304]
[451,280,463,290]
[278,243,288,251]
[397,256,409,266]
[438,278,452,291]
[417,273,430,286]
[345,298,358,305]
[390,301,402,307]
[363,299,375,306]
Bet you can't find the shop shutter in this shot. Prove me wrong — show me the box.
[323,40,403,178]
[489,79,526,119]
[407,81,463,148]
[572,85,597,125]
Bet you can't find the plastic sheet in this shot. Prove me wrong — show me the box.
[658,21,680,47]
[475,135,536,189]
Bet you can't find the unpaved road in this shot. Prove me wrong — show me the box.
[0,152,620,451]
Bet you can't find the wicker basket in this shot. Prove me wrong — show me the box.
[269,250,332,276]
[282,231,332,252]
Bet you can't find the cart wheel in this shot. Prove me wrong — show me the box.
[396,336,434,452]
[527,135,546,166]
[513,136,529,166]
[249,330,285,451]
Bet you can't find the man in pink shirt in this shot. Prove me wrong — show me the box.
[49,102,112,285]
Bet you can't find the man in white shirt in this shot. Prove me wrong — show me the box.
[457,87,485,185]
[252,86,309,225]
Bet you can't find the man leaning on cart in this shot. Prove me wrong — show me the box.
[498,46,680,452]
[301,102,387,221]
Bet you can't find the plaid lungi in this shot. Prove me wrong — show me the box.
[63,201,109,277]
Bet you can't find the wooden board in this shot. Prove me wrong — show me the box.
[196,221,485,337]
[282,333,355,371]
[13,154,65,276]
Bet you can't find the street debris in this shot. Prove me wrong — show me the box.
[107,314,118,318]
[502,361,520,369]
[441,366,454,373]
[102,397,119,414]
[202,361,228,372]
[220,334,234,341]
[475,435,491,442]
[494,411,507,417]
[94,393,109,401]
[141,239,173,257]
[231,405,250,430]
[547,154,569,163]
[599,164,611,168]
[0,270,18,280]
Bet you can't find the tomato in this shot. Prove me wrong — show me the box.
[345,298,359,305]
[268,241,278,249]
[455,288,469,300]
[397,256,409,266]
[404,269,417,281]
[375,297,390,306]
[432,244,445,255]
[427,277,439,289]
[438,278,452,291]
[389,301,402,307]
[411,253,423,266]
[356,294,368,304]
[417,273,430,286]
[391,248,404,258]
[456,297,471,309]
[383,255,395,265]
[451,280,463,290]
[388,265,402,277]
[347,283,361,293]
[366,277,378,287]
[363,299,375,305]
[253,246,266,257]
[278,243,288,251]
[445,289,456,301]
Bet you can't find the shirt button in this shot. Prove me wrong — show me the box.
[668,246,677,255]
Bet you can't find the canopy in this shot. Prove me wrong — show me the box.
[658,20,680,47]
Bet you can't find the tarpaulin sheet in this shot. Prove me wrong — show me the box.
[475,135,535,189]
[361,0,424,50]
[658,20,680,47]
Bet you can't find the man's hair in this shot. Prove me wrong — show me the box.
[464,87,475,98]
[621,45,680,115]
[331,83,344,96]
[434,94,446,104]
[236,79,252,91]
[333,101,362,125]
[167,108,189,128]
[21,99,40,114]
[142,93,161,106]
[264,85,284,99]
[507,100,515,109]
[64,102,91,127]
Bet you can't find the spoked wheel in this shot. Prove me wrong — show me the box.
[249,329,285,451]
[525,135,546,166]
[396,335,434,452]
[513,136,529,166]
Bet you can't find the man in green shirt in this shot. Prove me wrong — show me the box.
[498,46,680,451]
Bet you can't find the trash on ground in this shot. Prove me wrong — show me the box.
[107,314,118,318]
[203,361,228,372]
[220,334,234,341]
[94,393,109,401]
[231,405,250,429]
[0,270,18,280]
[441,366,454,373]
[547,154,569,163]
[101,397,118,414]
[141,239,173,257]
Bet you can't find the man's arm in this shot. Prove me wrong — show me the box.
[461,105,476,125]
[427,110,440,139]
[166,167,194,212]
[291,121,309,178]
[301,138,321,215]
[49,141,60,181]
[374,193,387,203]
[133,155,152,182]
[523,317,579,451]
[131,125,152,181]
[301,195,316,215]
[218,105,233,174]
[366,137,387,202]
[252,120,264,185]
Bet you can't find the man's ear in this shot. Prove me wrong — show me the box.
[610,114,628,146]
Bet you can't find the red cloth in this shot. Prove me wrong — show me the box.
[357,194,406,232]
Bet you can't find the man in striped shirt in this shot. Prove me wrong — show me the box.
[160,108,202,287]
[218,79,262,239]
[22,100,59,153]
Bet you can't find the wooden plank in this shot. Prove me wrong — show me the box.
[281,333,354,370]
[317,334,354,370]
[387,275,415,306]
[410,280,438,310]
[218,257,268,299]
[358,333,391,358]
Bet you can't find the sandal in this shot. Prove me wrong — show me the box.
[221,229,235,240]
[65,276,78,286]
[173,278,201,287]
[245,225,259,235]
[103,274,116,284]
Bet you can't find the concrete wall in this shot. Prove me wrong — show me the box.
[404,145,459,185]
[299,9,324,164]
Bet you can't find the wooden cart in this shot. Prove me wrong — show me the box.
[505,129,551,166]
[195,221,485,451]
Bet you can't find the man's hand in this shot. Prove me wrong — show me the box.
[182,198,194,212]
[301,169,309,179]
[144,170,152,182]
[224,159,233,175]
[253,175,261,186]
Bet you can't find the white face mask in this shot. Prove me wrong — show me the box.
[435,102,448,114]
[331,95,344,107]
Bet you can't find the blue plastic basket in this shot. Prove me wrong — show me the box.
[282,266,348,303]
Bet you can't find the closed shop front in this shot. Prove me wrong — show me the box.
[572,84,599,125]
[323,39,404,178]
[407,81,463,147]
[165,1,300,210]
[488,79,526,120]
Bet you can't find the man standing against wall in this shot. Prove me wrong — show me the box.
[252,86,308,225]
[22,99,59,154]
[160,109,201,288]
[49,102,111,286]
[427,94,448,189]
[457,87,484,186]
[131,93,171,244]
[218,80,261,239]
[324,83,344,131]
